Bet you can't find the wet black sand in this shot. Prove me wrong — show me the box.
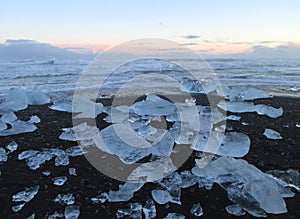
[0,95,299,218]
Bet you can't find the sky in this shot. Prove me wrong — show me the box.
[1,0,300,54]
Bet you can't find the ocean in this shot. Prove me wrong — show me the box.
[0,58,299,100]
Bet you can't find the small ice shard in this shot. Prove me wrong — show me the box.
[64,205,80,219]
[190,202,203,217]
[42,170,51,176]
[157,172,182,205]
[49,99,72,113]
[256,104,283,118]
[128,157,177,182]
[295,122,300,128]
[143,199,156,219]
[0,120,37,136]
[179,170,199,188]
[227,115,241,121]
[263,128,283,140]
[164,213,185,219]
[28,115,41,124]
[59,123,99,142]
[18,150,39,160]
[27,213,35,219]
[69,168,77,176]
[53,176,68,186]
[106,182,144,202]
[66,146,85,157]
[55,154,70,166]
[0,147,8,162]
[131,94,176,116]
[54,193,75,206]
[225,204,246,216]
[48,211,64,219]
[12,203,25,212]
[151,189,173,205]
[1,111,17,123]
[91,193,108,204]
[12,186,40,202]
[222,86,271,101]
[116,208,132,218]
[286,86,299,92]
[6,141,18,153]
[193,132,250,157]
[266,169,300,192]
[26,152,54,170]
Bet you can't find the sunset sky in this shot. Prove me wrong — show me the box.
[1,0,300,54]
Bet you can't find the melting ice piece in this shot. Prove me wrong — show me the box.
[222,86,271,101]
[193,157,288,215]
[54,193,75,206]
[59,123,99,142]
[66,146,85,157]
[151,190,173,205]
[42,170,51,176]
[6,141,18,153]
[164,213,185,219]
[263,128,282,140]
[143,199,156,219]
[131,94,176,116]
[180,77,217,94]
[104,106,129,123]
[12,203,25,212]
[28,115,41,124]
[12,186,40,202]
[91,193,108,204]
[193,132,250,157]
[48,211,64,219]
[190,203,203,217]
[18,150,39,160]
[256,104,283,118]
[106,182,144,202]
[49,99,72,113]
[73,96,105,118]
[0,120,37,136]
[69,168,77,176]
[116,208,132,218]
[227,115,241,121]
[0,120,7,131]
[27,213,35,219]
[225,204,246,216]
[0,147,8,162]
[26,151,54,170]
[266,169,300,192]
[128,157,176,182]
[99,124,174,164]
[179,170,199,188]
[26,88,50,105]
[64,205,80,219]
[53,176,68,186]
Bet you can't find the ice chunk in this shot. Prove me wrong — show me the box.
[116,208,132,218]
[164,213,185,219]
[26,151,54,170]
[263,128,282,140]
[0,120,7,131]
[1,112,18,123]
[6,141,18,153]
[128,157,176,182]
[180,77,217,94]
[12,203,25,212]
[227,115,241,121]
[53,176,68,186]
[196,157,287,215]
[48,211,64,219]
[222,86,271,101]
[0,147,8,162]
[0,120,37,136]
[59,123,99,142]
[131,94,176,116]
[193,132,250,157]
[225,204,246,216]
[106,182,144,202]
[91,193,108,204]
[18,150,39,160]
[143,199,156,219]
[72,96,104,118]
[179,170,199,188]
[49,99,72,113]
[26,88,50,105]
[266,169,300,192]
[64,205,80,219]
[54,193,75,205]
[69,168,77,176]
[12,186,40,202]
[190,203,203,217]
[28,115,41,124]
[42,170,51,176]
[151,189,173,205]
[104,106,129,123]
[55,154,70,166]
[0,98,28,111]
[66,146,85,157]
[256,104,283,118]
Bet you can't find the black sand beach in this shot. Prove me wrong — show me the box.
[0,95,299,218]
